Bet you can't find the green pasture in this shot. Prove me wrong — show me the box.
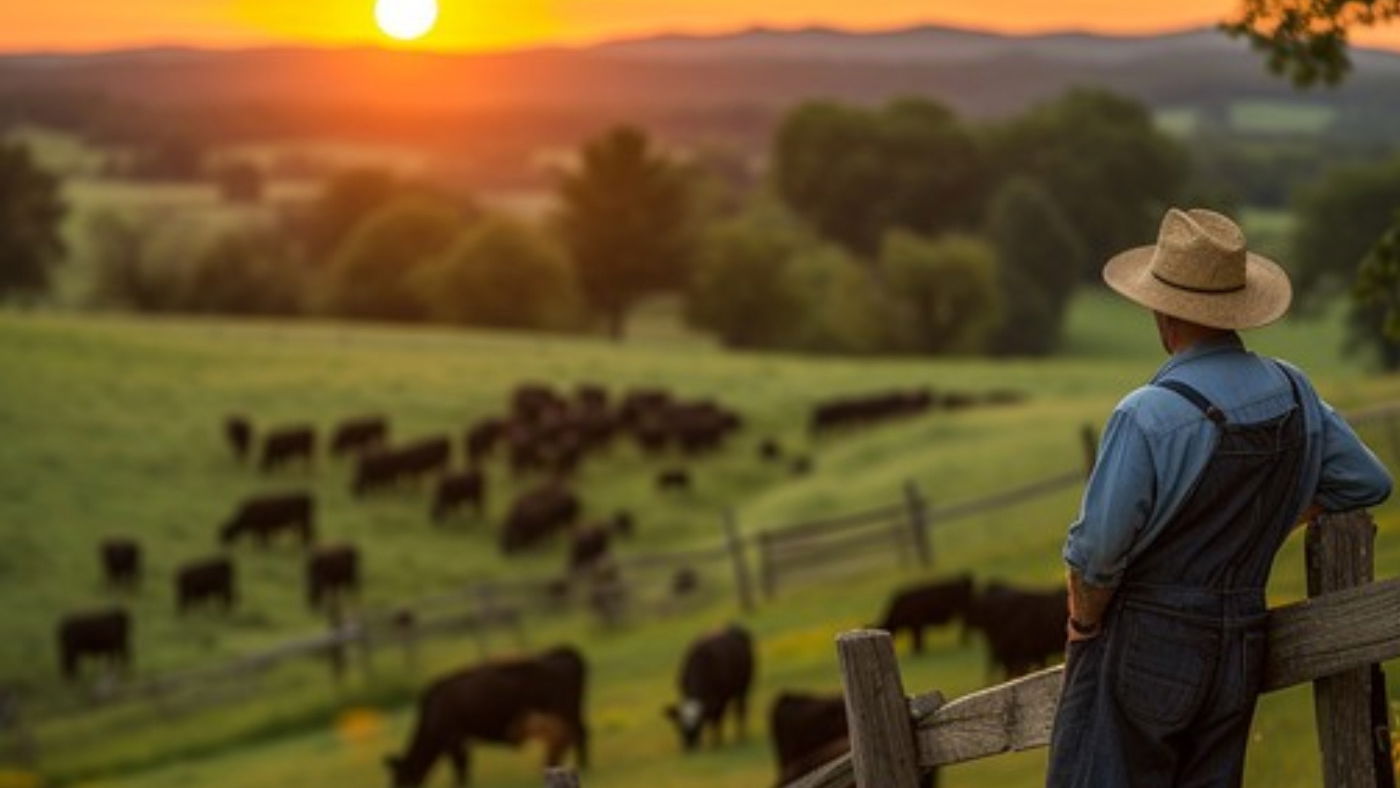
[1229,102,1336,136]
[1,292,1398,787]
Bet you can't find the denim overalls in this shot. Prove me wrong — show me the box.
[1047,363,1306,787]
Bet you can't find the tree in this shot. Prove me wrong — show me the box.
[414,216,579,331]
[879,231,1002,355]
[84,210,185,312]
[685,207,808,349]
[181,230,304,316]
[1293,156,1400,366]
[317,197,462,322]
[0,142,67,300]
[984,177,1087,355]
[784,244,890,355]
[772,98,987,255]
[991,89,1190,280]
[1223,0,1400,86]
[557,126,699,339]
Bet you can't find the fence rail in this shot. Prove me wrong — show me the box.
[781,510,1399,788]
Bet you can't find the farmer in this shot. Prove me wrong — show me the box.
[1047,208,1393,787]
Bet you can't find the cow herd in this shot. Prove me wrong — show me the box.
[384,572,1064,787]
[810,388,1025,434]
[57,381,805,682]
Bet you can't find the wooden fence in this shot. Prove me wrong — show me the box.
[779,510,1399,788]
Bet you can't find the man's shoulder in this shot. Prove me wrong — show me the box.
[1113,383,1212,436]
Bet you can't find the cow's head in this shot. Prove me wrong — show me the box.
[664,698,705,751]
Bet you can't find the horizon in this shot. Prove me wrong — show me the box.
[3,2,1399,56]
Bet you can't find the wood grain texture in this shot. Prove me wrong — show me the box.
[838,630,921,788]
[1307,512,1379,788]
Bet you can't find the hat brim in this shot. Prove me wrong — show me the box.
[1103,246,1293,331]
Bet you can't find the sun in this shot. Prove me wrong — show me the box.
[375,0,438,41]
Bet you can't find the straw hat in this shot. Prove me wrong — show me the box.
[1103,208,1292,330]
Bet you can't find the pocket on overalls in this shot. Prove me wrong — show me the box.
[1113,605,1215,728]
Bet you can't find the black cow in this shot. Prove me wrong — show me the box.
[100,538,141,588]
[432,470,486,523]
[352,437,452,496]
[657,468,691,492]
[501,485,580,554]
[385,646,589,787]
[331,415,389,457]
[465,418,506,464]
[790,456,814,476]
[874,575,975,654]
[759,439,783,461]
[220,492,315,547]
[307,544,360,610]
[665,624,754,751]
[57,608,130,681]
[259,425,316,472]
[610,510,635,539]
[396,435,452,480]
[671,567,699,597]
[966,582,1068,679]
[770,693,849,785]
[568,525,611,573]
[176,557,235,614]
[225,415,253,462]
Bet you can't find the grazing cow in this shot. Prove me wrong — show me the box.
[306,544,360,610]
[219,492,315,547]
[770,693,849,785]
[610,510,635,539]
[657,468,691,493]
[57,608,130,681]
[224,415,253,462]
[176,557,235,614]
[759,439,783,462]
[432,470,486,523]
[385,646,589,787]
[790,456,814,476]
[874,575,975,654]
[331,415,389,457]
[665,624,754,751]
[259,425,316,472]
[568,525,611,573]
[501,485,580,554]
[671,567,699,597]
[575,384,608,411]
[966,582,1068,679]
[100,538,141,588]
[465,418,506,464]
[397,435,452,480]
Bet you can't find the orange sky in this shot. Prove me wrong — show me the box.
[2,0,1398,53]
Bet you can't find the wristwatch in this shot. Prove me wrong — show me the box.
[1069,616,1100,636]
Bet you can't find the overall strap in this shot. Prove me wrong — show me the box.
[1271,360,1304,410]
[1156,379,1227,425]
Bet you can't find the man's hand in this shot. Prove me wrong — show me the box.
[1066,617,1102,643]
[1066,569,1116,642]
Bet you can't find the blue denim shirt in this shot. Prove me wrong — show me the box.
[1063,333,1393,587]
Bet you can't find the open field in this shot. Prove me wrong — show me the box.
[1,292,1398,787]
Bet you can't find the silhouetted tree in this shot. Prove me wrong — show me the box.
[772,98,986,255]
[557,126,699,339]
[0,142,67,300]
[1223,0,1399,85]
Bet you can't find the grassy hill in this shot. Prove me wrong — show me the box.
[2,292,1398,787]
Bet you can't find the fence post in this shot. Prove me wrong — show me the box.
[326,601,348,684]
[903,480,932,567]
[758,533,777,600]
[544,767,581,787]
[722,509,756,614]
[837,630,922,788]
[1307,510,1386,788]
[1079,423,1099,478]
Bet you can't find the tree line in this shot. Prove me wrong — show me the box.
[2,83,1398,362]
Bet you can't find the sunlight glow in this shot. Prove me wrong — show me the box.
[374,0,438,41]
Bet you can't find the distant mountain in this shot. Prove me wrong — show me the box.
[1,23,1398,138]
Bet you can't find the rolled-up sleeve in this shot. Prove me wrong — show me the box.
[1063,408,1156,587]
[1315,403,1393,511]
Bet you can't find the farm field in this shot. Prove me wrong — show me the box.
[2,291,1399,787]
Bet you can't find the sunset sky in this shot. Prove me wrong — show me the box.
[3,0,1399,53]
